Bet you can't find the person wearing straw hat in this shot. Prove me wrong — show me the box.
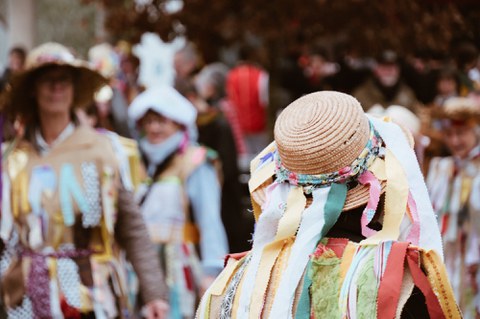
[427,96,480,317]
[0,42,169,319]
[128,85,229,319]
[197,91,460,318]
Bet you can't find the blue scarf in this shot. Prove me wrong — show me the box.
[139,131,185,176]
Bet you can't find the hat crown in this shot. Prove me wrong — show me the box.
[25,42,76,70]
[274,91,370,175]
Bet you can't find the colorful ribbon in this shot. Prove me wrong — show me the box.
[358,170,382,238]
[59,164,89,227]
[361,149,408,245]
[248,185,306,319]
[295,183,347,319]
[23,248,93,318]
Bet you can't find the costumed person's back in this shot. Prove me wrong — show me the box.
[129,86,229,318]
[197,91,461,318]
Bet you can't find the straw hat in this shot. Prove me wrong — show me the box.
[88,42,119,79]
[431,96,480,122]
[4,42,106,120]
[273,91,391,211]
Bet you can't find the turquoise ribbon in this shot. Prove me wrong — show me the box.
[169,285,182,319]
[295,182,347,318]
[28,165,57,239]
[60,164,89,226]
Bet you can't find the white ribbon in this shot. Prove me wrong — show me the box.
[268,187,331,318]
[368,116,444,259]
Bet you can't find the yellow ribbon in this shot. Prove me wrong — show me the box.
[460,175,472,207]
[11,170,30,218]
[249,186,306,319]
[92,221,114,263]
[209,257,244,296]
[339,243,358,287]
[422,249,462,318]
[6,147,29,181]
[361,149,408,245]
[248,143,277,221]
[368,158,386,181]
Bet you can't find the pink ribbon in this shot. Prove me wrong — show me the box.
[358,171,382,237]
[406,191,420,244]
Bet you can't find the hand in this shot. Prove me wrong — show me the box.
[143,299,169,319]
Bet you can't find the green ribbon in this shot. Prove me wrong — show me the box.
[295,183,347,319]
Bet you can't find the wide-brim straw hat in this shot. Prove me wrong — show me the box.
[430,96,480,122]
[275,91,379,210]
[250,91,413,212]
[4,42,106,120]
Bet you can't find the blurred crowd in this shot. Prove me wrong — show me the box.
[1,37,480,318]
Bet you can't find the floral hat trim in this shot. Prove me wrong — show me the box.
[269,121,383,192]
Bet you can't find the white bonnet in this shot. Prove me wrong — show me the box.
[128,85,198,140]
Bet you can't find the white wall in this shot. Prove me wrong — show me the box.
[0,22,7,71]
[7,0,35,50]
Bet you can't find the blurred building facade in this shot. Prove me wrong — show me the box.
[0,0,105,69]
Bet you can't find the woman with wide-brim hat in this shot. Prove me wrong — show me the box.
[0,42,169,318]
[427,96,480,317]
[197,91,460,318]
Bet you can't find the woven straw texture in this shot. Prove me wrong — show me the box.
[274,91,370,175]
[274,91,378,211]
[431,97,480,122]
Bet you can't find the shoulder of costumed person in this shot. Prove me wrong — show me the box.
[128,85,198,139]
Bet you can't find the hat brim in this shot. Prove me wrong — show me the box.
[5,62,107,120]
[249,120,414,213]
[343,180,386,211]
[430,105,480,122]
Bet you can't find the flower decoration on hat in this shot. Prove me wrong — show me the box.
[274,122,383,191]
